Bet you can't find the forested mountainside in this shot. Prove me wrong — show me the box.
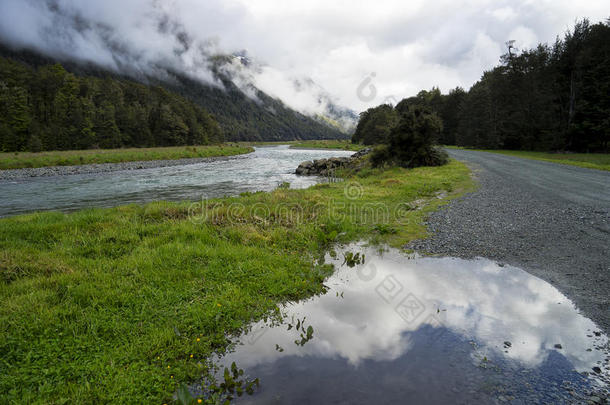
[0,46,345,152]
[0,56,223,151]
[354,19,610,152]
[158,66,347,142]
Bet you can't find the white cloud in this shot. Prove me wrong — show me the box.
[491,7,518,21]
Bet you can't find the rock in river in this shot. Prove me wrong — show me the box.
[295,157,351,176]
[295,160,314,175]
[295,149,371,176]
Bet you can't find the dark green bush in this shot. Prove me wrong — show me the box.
[369,145,391,167]
[371,106,448,168]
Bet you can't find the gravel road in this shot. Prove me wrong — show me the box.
[407,149,610,333]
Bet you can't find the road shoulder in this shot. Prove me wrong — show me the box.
[407,156,610,333]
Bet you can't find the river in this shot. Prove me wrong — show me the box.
[0,145,353,217]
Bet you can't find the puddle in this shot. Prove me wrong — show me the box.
[196,244,609,404]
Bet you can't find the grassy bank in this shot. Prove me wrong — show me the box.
[0,144,253,170]
[0,160,472,403]
[446,147,610,171]
[288,139,362,151]
[241,140,360,151]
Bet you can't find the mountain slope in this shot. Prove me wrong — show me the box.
[0,54,224,152]
[217,54,358,134]
[0,44,347,147]
[160,70,347,142]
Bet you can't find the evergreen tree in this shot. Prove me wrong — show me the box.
[94,102,121,148]
[352,104,398,145]
[438,87,466,145]
[0,84,31,151]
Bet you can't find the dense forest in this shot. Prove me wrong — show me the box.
[0,57,223,152]
[0,45,345,152]
[354,19,609,152]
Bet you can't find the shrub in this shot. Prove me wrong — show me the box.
[372,106,448,168]
[369,145,391,168]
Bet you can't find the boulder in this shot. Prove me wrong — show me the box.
[351,148,373,159]
[295,149,369,176]
[313,159,328,170]
[295,160,314,175]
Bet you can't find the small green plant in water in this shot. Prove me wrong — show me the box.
[198,362,260,404]
[286,316,315,347]
[342,251,365,267]
[295,325,314,347]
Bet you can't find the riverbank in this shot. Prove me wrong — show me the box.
[241,140,361,151]
[445,146,610,171]
[0,154,249,181]
[0,160,472,403]
[0,144,253,171]
[288,140,361,151]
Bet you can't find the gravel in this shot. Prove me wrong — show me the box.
[407,149,610,334]
[0,155,243,182]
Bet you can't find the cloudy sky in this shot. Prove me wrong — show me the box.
[0,0,608,114]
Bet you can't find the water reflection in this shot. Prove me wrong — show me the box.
[0,146,353,216]
[212,244,609,404]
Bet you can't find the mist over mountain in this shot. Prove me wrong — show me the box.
[221,53,359,132]
[0,0,355,141]
[0,0,220,85]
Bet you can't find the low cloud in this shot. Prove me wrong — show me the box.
[0,0,607,115]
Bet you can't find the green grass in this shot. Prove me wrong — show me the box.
[289,139,362,151]
[446,146,610,171]
[0,160,472,404]
[0,144,254,170]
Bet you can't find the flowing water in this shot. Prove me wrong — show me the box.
[202,244,609,404]
[0,146,352,217]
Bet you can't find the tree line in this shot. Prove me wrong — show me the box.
[354,18,609,152]
[0,56,224,152]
